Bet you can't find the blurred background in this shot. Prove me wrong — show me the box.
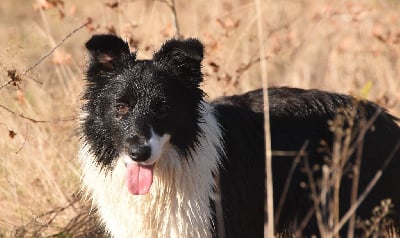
[0,0,399,236]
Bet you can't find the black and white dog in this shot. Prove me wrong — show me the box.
[79,34,400,237]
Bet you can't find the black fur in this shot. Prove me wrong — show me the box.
[82,34,400,237]
[214,88,400,236]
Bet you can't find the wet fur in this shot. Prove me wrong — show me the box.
[79,34,400,237]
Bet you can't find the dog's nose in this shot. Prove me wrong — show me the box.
[126,135,151,162]
[129,145,151,162]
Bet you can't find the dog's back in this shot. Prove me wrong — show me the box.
[213,87,400,236]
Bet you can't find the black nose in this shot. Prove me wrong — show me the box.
[129,145,151,162]
[126,135,151,162]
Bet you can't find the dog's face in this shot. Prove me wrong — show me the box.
[81,35,205,194]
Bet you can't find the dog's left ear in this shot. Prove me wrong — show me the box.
[153,38,204,86]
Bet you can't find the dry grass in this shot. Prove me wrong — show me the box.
[0,0,399,237]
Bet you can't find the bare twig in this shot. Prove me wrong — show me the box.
[347,114,366,238]
[14,193,81,236]
[158,0,181,37]
[0,104,75,123]
[1,69,43,90]
[253,0,274,236]
[337,106,382,236]
[14,124,28,154]
[9,192,104,237]
[22,20,90,76]
[274,141,309,227]
[295,206,316,237]
[0,80,12,90]
[304,155,326,237]
[332,139,400,236]
[331,116,346,236]
[235,56,270,78]
[0,21,89,92]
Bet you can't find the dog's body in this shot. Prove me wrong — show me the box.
[79,34,400,237]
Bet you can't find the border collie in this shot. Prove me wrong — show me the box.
[79,34,400,237]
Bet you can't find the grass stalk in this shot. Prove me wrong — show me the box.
[254,0,274,236]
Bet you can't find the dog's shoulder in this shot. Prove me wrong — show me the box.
[211,88,264,113]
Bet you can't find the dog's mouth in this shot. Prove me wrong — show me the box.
[125,162,155,195]
[122,131,171,195]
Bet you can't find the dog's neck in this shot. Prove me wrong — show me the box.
[80,101,224,238]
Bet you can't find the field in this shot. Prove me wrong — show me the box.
[1,0,400,237]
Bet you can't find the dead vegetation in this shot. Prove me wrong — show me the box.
[0,0,399,237]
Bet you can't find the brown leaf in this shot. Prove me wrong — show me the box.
[208,61,220,73]
[128,36,140,50]
[33,0,53,10]
[106,24,117,35]
[372,24,390,43]
[216,17,240,30]
[9,130,17,139]
[105,1,119,9]
[58,8,65,19]
[85,18,99,33]
[16,89,25,104]
[160,23,174,37]
[33,0,64,10]
[7,69,23,88]
[48,0,64,7]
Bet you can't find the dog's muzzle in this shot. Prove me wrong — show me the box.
[126,135,151,162]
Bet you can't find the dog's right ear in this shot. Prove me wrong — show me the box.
[85,34,134,78]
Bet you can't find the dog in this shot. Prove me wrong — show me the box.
[79,34,400,237]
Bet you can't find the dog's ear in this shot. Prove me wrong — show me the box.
[85,34,134,77]
[153,38,204,86]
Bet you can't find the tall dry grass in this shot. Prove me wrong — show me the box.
[0,0,399,237]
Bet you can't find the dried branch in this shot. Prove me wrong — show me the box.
[12,192,81,237]
[0,69,23,90]
[235,56,270,78]
[332,138,400,236]
[347,113,366,238]
[0,104,74,123]
[22,20,90,76]
[253,0,274,236]
[274,141,309,227]
[158,0,181,37]
[304,155,326,236]
[295,206,317,237]
[0,20,89,93]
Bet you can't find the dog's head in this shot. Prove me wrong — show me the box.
[81,34,205,194]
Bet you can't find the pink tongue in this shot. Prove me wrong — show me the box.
[126,163,154,195]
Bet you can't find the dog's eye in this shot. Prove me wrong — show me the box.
[152,100,169,117]
[115,103,130,117]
